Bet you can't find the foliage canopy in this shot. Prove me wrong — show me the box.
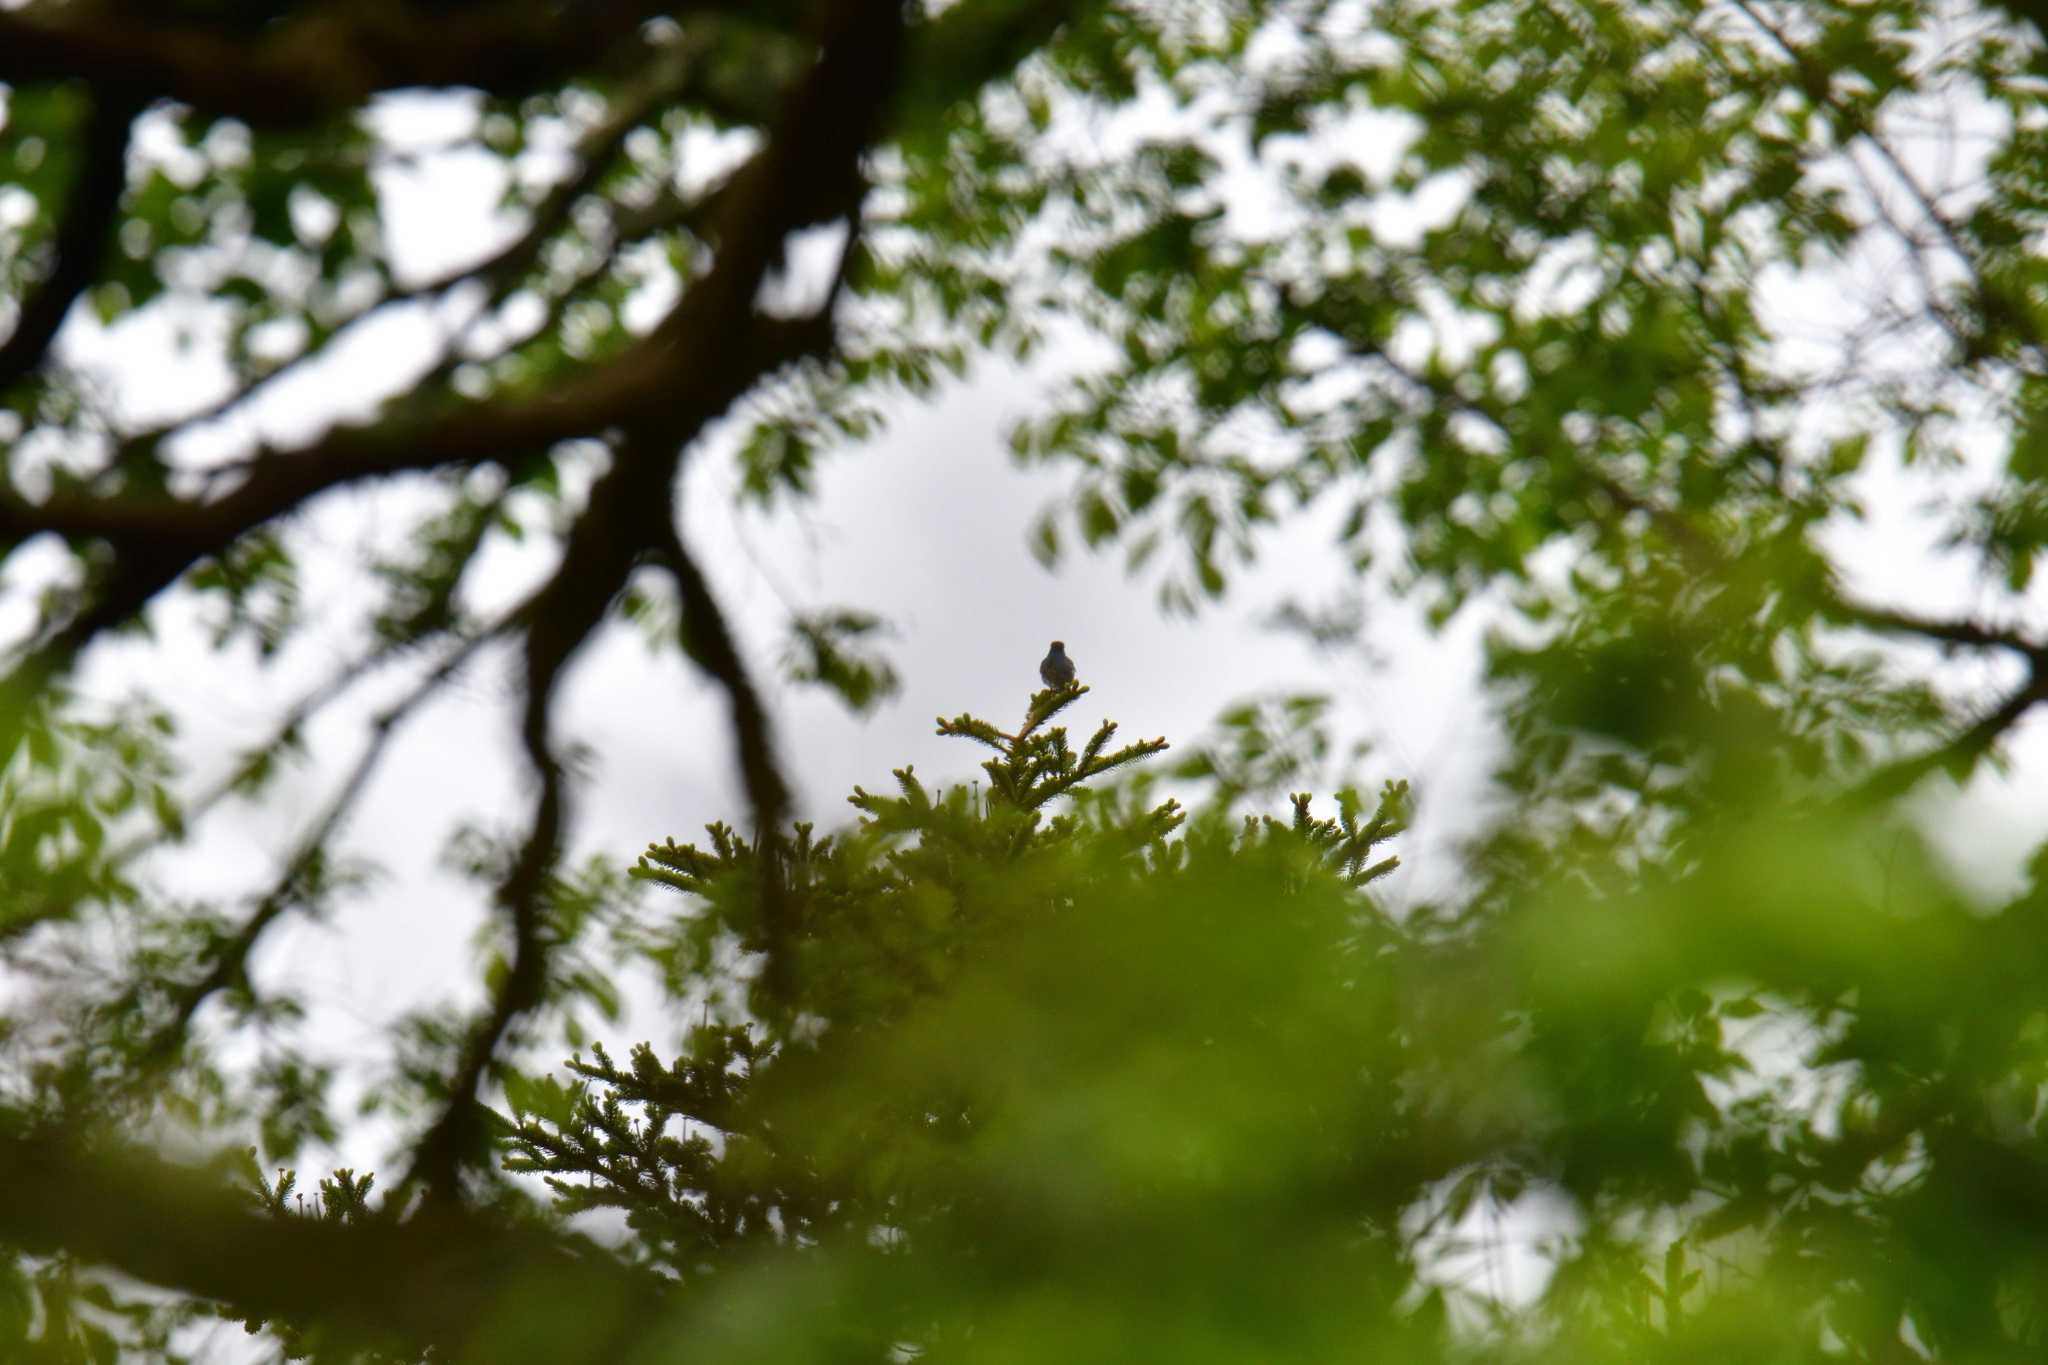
[2,0,2048,1360]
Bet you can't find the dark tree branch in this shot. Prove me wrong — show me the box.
[395,451,668,1205]
[1849,661,2048,805]
[0,379,622,762]
[0,87,139,393]
[0,1,709,127]
[396,0,906,1203]
[0,0,1071,650]
[1830,600,2048,794]
[0,0,1066,852]
[110,41,721,457]
[893,0,1090,126]
[0,1125,663,1362]
[1831,600,2048,670]
[659,500,789,837]
[0,0,1071,129]
[102,0,1071,461]
[402,691,568,1207]
[0,287,844,740]
[1596,487,2048,798]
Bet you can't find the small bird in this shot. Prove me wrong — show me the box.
[1039,640,1076,689]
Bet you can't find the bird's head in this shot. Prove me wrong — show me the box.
[1049,640,1066,653]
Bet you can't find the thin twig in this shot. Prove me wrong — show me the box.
[143,613,519,1063]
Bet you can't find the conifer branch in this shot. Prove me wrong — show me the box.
[1019,683,1087,740]
[1243,782,1408,888]
[633,829,732,897]
[939,691,1168,813]
[1030,728,1171,808]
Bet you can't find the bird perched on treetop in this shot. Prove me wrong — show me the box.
[1039,640,1076,689]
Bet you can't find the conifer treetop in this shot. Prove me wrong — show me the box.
[935,684,1170,813]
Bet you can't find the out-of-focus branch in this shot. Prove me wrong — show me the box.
[0,0,717,127]
[893,0,1089,126]
[0,251,862,689]
[405,40,701,303]
[0,0,1084,670]
[1321,298,2048,797]
[1836,596,2048,805]
[0,0,1076,129]
[398,0,906,1202]
[0,616,437,951]
[402,689,567,1206]
[0,0,1081,803]
[0,1125,662,1362]
[1730,0,2048,372]
[1592,478,2048,798]
[660,515,797,1005]
[1849,662,2048,804]
[0,356,633,751]
[0,88,139,393]
[143,614,519,1067]
[115,38,724,456]
[1831,601,2048,670]
[660,518,790,836]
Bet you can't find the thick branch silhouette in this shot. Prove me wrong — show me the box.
[0,87,139,392]
[0,1126,663,1362]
